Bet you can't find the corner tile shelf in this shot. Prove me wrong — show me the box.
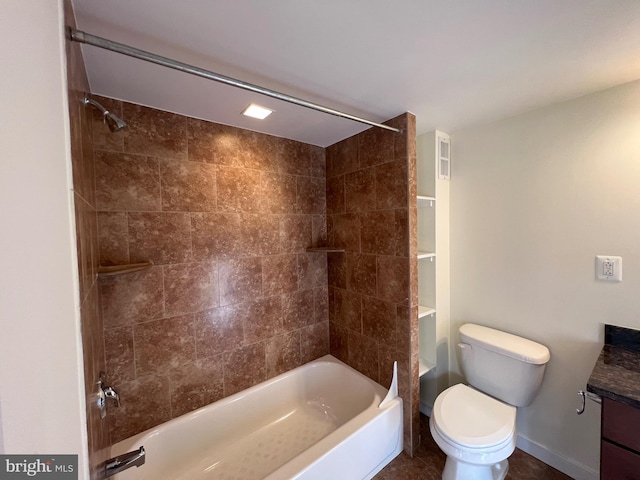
[419,358,436,377]
[305,247,346,253]
[417,251,436,260]
[98,262,153,277]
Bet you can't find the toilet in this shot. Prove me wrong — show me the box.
[429,323,550,480]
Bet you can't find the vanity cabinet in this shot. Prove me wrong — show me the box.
[601,398,640,479]
[587,325,640,480]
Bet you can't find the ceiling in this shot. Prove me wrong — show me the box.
[71,0,640,147]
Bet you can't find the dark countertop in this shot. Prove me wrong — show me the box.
[587,325,640,409]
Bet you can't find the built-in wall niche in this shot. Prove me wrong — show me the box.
[418,256,436,322]
[417,203,435,259]
[416,130,451,415]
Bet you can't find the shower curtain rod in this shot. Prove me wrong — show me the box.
[68,28,401,134]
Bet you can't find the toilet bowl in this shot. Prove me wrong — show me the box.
[430,384,516,480]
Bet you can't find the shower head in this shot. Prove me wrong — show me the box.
[83,96,127,132]
[84,97,127,132]
[105,111,127,133]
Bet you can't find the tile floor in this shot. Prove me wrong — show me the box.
[374,415,573,479]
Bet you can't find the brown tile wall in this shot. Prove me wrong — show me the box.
[64,2,110,479]
[326,113,419,455]
[93,98,329,443]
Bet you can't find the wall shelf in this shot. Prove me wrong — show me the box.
[417,130,451,415]
[419,305,436,318]
[419,358,436,377]
[417,195,436,207]
[305,247,346,253]
[98,262,153,277]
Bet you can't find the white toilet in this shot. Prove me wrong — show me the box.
[429,323,550,480]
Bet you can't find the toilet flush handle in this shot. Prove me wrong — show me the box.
[576,390,601,415]
[458,342,472,361]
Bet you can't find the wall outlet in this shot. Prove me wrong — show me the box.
[596,255,622,282]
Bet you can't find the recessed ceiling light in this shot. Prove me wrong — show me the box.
[242,103,273,120]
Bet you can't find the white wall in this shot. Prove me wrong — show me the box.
[450,80,640,479]
[0,0,88,476]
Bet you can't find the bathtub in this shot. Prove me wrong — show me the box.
[110,355,403,480]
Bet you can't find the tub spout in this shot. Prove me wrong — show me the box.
[105,446,145,478]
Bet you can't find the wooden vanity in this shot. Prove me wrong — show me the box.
[587,325,640,479]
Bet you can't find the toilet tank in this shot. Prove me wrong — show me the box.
[458,323,550,407]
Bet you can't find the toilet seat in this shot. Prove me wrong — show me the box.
[432,384,516,450]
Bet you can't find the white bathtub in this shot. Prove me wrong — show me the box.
[110,354,403,480]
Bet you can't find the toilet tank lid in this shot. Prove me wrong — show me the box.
[459,323,550,365]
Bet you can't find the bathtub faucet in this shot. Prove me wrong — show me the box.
[104,446,145,478]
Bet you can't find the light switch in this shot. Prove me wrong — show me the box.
[596,256,622,282]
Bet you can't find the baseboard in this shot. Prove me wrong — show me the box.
[516,434,598,480]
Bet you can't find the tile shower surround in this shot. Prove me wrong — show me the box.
[326,114,419,454]
[93,97,332,443]
[65,1,109,478]
[74,91,417,455]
